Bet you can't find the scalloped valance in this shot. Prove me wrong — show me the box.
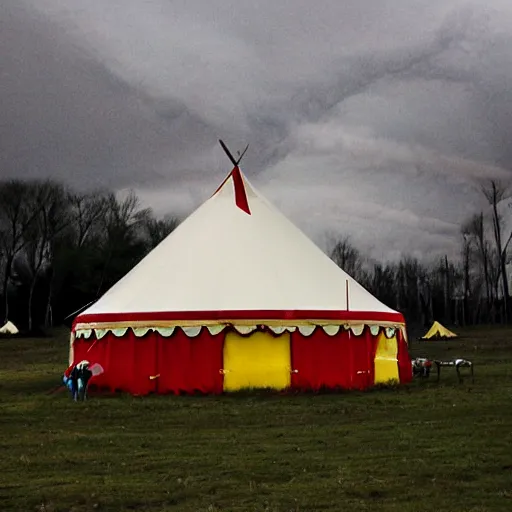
[73,323,401,340]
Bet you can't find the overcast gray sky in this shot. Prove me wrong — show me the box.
[2,0,512,262]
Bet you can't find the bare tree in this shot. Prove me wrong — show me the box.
[482,180,512,322]
[466,212,493,321]
[68,191,108,248]
[22,184,51,331]
[329,236,364,280]
[95,191,151,296]
[20,182,71,331]
[0,179,183,328]
[143,214,180,250]
[0,181,41,323]
[460,229,472,326]
[369,262,398,310]
[396,257,427,324]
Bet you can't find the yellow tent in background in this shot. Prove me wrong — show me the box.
[421,321,458,340]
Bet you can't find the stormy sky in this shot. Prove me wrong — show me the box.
[2,0,512,262]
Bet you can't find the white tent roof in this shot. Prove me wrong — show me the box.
[77,167,402,326]
[0,320,19,335]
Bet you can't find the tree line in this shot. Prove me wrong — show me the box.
[0,179,178,333]
[0,178,511,333]
[329,180,512,329]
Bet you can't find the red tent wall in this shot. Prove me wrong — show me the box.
[72,331,157,394]
[72,335,111,391]
[290,327,376,391]
[397,328,413,384]
[347,328,377,389]
[72,328,224,395]
[156,328,224,394]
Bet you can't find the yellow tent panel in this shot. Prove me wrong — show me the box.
[374,332,399,384]
[421,321,457,340]
[223,331,291,391]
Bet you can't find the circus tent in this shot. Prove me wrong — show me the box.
[70,146,411,395]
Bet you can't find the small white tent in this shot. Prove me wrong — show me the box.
[0,321,19,335]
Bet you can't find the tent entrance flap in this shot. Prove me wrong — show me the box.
[374,332,399,384]
[222,331,291,391]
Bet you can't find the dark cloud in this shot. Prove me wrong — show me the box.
[1,2,225,191]
[2,0,512,261]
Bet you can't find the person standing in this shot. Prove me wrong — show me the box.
[63,360,93,401]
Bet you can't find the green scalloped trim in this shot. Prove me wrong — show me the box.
[182,326,202,337]
[322,325,340,336]
[76,329,92,339]
[154,327,174,337]
[206,325,225,335]
[369,325,380,336]
[95,329,108,339]
[234,325,257,334]
[385,327,396,338]
[75,322,401,341]
[111,327,128,337]
[350,325,365,336]
[132,327,153,337]
[298,325,316,336]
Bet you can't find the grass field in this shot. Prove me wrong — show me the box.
[1,327,512,512]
